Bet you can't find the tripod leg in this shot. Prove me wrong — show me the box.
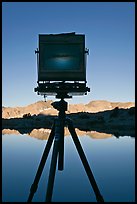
[58,118,64,171]
[45,135,60,202]
[27,123,55,202]
[67,120,104,202]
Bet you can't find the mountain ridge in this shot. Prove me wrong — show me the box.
[2,100,135,119]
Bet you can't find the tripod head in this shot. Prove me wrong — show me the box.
[51,99,68,112]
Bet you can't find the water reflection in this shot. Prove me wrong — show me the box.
[2,133,135,202]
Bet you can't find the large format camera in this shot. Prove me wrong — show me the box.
[34,32,90,98]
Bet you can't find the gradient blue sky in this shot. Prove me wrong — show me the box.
[2,2,135,107]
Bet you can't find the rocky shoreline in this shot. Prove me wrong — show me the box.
[2,106,135,138]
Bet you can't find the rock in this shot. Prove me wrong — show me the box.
[23,113,31,118]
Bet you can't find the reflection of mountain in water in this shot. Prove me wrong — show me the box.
[2,128,113,140]
[2,106,135,138]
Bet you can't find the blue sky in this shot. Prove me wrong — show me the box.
[2,2,135,107]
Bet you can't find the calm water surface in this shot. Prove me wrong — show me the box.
[2,133,135,202]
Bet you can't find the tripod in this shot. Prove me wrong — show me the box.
[27,99,104,202]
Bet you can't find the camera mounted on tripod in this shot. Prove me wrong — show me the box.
[34,32,90,99]
[27,32,104,203]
